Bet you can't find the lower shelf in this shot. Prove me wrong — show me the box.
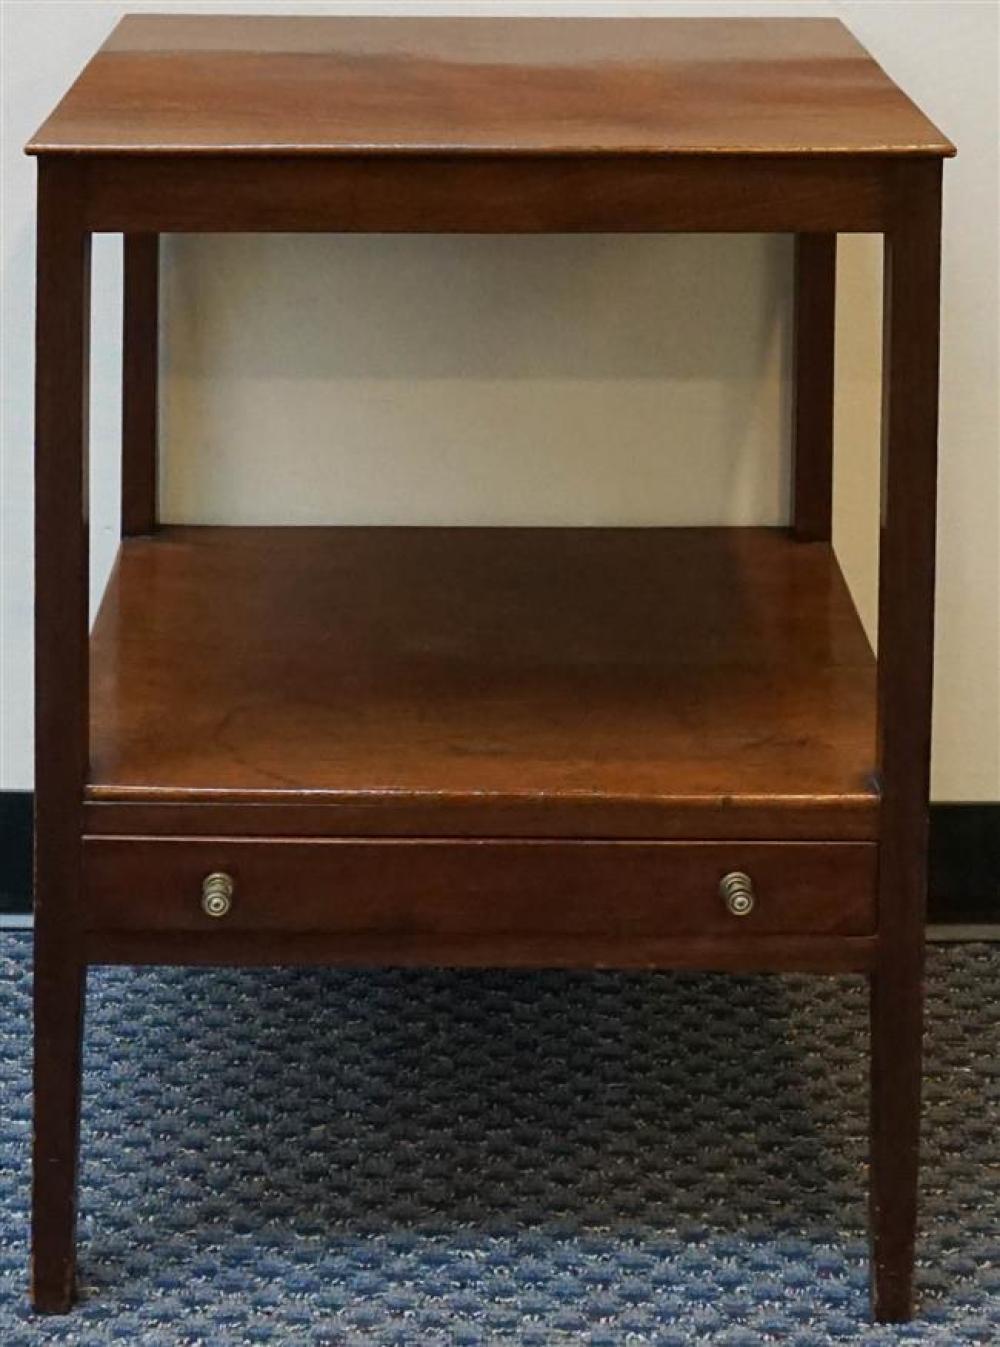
[86,525,878,841]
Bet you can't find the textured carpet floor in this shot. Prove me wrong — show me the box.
[1,933,997,1345]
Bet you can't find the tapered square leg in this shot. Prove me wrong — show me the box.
[31,953,86,1312]
[32,157,91,1312]
[869,159,943,1323]
[870,963,924,1320]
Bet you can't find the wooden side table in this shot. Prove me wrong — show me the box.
[27,15,953,1320]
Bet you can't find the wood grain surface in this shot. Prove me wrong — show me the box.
[27,16,953,158]
[87,526,878,841]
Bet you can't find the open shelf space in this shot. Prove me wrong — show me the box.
[86,526,877,841]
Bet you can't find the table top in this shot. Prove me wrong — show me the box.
[27,15,952,159]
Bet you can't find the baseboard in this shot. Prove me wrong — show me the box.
[0,791,32,916]
[928,803,1000,925]
[2,791,998,924]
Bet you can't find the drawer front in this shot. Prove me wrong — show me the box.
[83,837,876,937]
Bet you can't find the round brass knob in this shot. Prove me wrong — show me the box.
[719,871,755,917]
[201,871,234,918]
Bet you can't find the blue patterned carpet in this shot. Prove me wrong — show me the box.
[1,932,997,1345]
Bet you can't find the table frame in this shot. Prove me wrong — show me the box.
[33,150,942,1321]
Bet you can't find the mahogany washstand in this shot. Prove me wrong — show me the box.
[27,16,953,1319]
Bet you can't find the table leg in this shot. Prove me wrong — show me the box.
[32,158,91,1314]
[870,160,943,1323]
[791,233,836,542]
[121,233,159,535]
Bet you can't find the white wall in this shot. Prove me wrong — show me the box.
[2,0,997,798]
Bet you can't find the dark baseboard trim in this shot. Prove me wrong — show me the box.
[2,791,997,924]
[928,803,1000,925]
[0,791,32,916]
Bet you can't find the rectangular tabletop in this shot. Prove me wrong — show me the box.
[27,15,953,158]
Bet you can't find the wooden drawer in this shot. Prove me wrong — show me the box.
[83,837,876,938]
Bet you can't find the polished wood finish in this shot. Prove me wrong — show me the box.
[27,17,952,158]
[29,15,950,1323]
[32,158,90,1314]
[87,528,878,841]
[83,837,876,938]
[121,234,158,535]
[82,153,892,235]
[870,159,943,1323]
[793,234,837,541]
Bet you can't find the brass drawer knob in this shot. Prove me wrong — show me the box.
[201,871,234,918]
[720,871,755,917]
